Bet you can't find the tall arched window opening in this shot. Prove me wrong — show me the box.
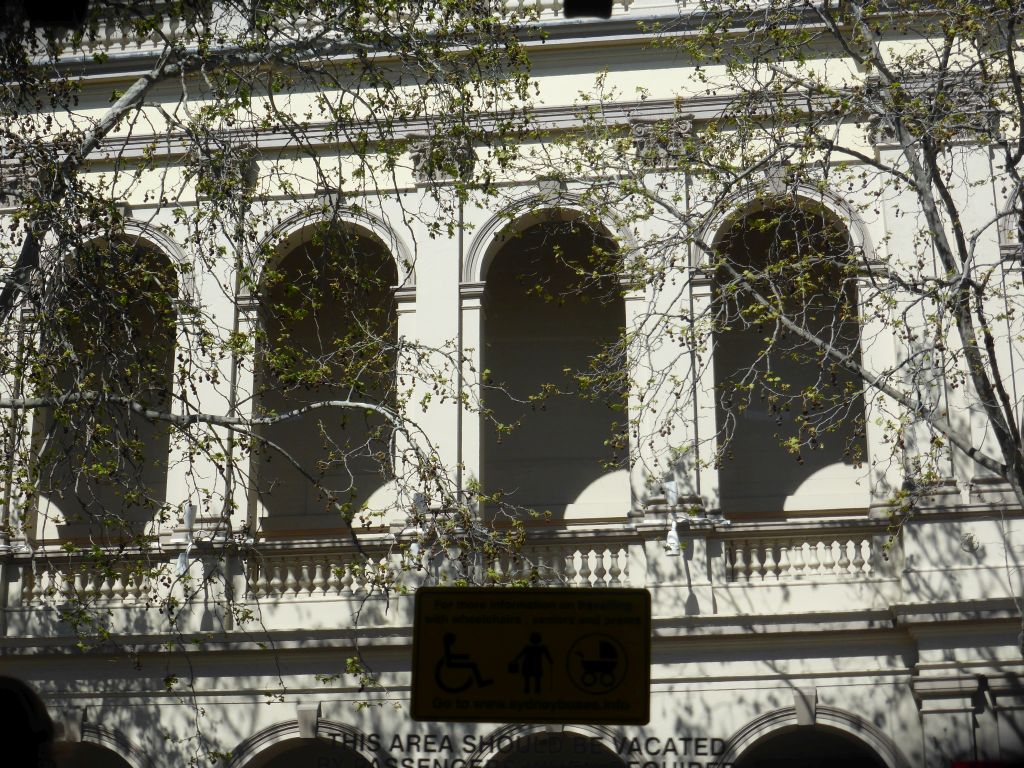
[712,205,868,517]
[482,220,627,520]
[35,240,177,542]
[254,227,398,531]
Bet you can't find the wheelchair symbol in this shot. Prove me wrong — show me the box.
[434,633,493,693]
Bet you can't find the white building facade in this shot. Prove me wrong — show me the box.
[1,2,1023,767]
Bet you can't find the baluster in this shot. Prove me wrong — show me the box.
[763,544,778,581]
[577,549,593,587]
[340,564,355,595]
[124,572,136,602]
[564,549,579,587]
[809,541,822,575]
[819,540,835,577]
[145,571,159,604]
[549,546,565,585]
[37,568,50,603]
[246,562,260,598]
[50,567,65,602]
[533,548,548,585]
[593,549,608,587]
[804,542,820,576]
[803,544,816,576]
[59,569,72,601]
[133,572,147,605]
[76,572,90,599]
[733,542,747,582]
[608,548,623,587]
[112,573,128,602]
[282,563,297,597]
[837,540,852,575]
[353,562,367,596]
[548,546,562,585]
[789,542,804,578]
[257,562,271,598]
[770,548,786,581]
[30,568,47,604]
[110,573,123,606]
[748,542,763,582]
[135,571,149,602]
[268,562,283,597]
[21,568,35,604]
[298,563,312,596]
[489,553,505,585]
[313,560,328,595]
[853,539,867,575]
[545,546,560,585]
[327,562,342,595]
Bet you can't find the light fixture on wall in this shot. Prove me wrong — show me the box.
[408,493,429,559]
[408,531,423,560]
[665,514,680,556]
[663,479,679,507]
[445,541,461,563]
[175,503,197,577]
[564,0,613,19]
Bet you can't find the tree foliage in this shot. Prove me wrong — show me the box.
[0,0,541,667]
[8,2,1024,754]
[507,1,1024,537]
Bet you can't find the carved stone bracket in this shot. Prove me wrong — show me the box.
[408,131,476,184]
[629,115,693,168]
[864,74,1000,146]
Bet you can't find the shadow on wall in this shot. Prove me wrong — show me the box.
[713,206,868,518]
[255,227,398,533]
[483,221,627,521]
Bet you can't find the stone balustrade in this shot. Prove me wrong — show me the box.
[246,552,391,600]
[726,536,882,582]
[60,0,687,57]
[4,520,910,626]
[494,541,632,587]
[20,558,167,606]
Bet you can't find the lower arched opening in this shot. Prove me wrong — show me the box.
[486,732,625,768]
[733,725,887,768]
[55,742,134,768]
[242,736,373,768]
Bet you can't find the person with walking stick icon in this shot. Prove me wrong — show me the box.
[508,632,552,694]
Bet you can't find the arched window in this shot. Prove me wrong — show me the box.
[712,205,868,516]
[482,219,627,519]
[254,226,398,531]
[35,240,176,542]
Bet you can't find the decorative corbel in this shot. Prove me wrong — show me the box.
[296,702,321,739]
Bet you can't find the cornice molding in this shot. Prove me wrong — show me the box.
[84,95,730,165]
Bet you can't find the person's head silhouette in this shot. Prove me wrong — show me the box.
[0,676,56,767]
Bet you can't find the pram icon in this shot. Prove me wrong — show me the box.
[576,640,618,687]
[568,634,627,693]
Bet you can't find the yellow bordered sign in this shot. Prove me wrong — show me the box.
[412,587,650,725]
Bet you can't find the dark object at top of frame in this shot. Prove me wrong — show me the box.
[564,0,614,20]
